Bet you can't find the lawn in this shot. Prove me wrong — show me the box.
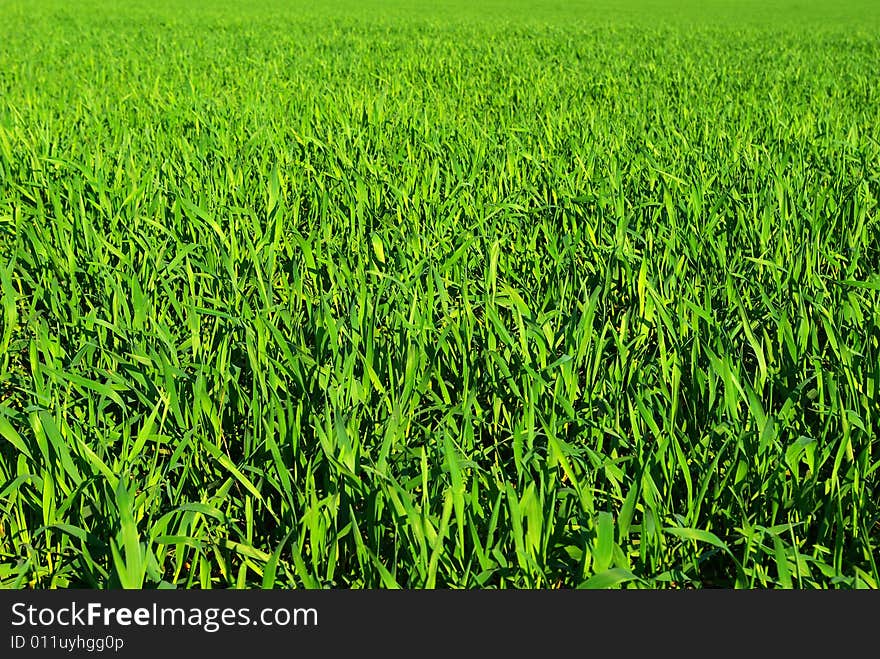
[0,0,878,588]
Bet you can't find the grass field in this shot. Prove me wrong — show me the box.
[0,0,878,588]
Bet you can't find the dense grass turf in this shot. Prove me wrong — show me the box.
[0,0,878,588]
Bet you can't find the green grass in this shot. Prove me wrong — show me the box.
[0,0,878,589]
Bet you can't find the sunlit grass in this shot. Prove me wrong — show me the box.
[0,0,878,588]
